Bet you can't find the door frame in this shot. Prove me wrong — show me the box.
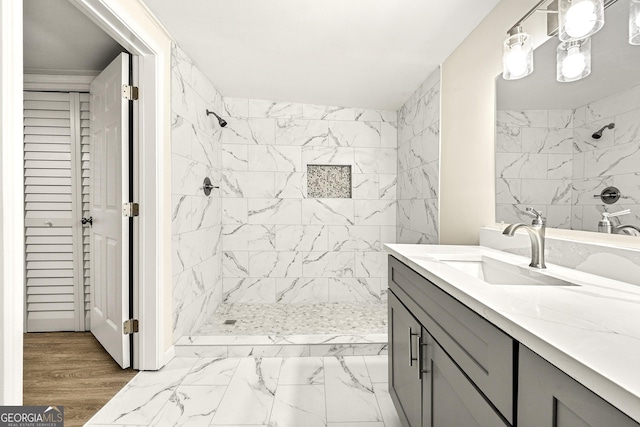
[1,0,172,404]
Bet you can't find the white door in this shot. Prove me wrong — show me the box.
[90,53,131,368]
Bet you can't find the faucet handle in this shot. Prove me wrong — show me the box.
[525,207,545,226]
[603,209,631,218]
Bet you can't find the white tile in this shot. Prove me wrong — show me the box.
[276,118,329,146]
[227,345,310,357]
[149,385,226,427]
[278,357,325,385]
[221,144,248,171]
[302,146,354,166]
[247,145,302,172]
[222,251,249,277]
[327,226,381,251]
[222,224,275,251]
[217,117,275,145]
[181,357,241,386]
[221,171,275,198]
[222,97,249,118]
[355,252,387,278]
[248,198,302,225]
[249,251,302,278]
[329,278,382,303]
[269,385,326,427]
[222,198,248,224]
[222,277,276,303]
[302,252,355,278]
[274,172,306,198]
[275,225,328,251]
[363,355,389,383]
[354,148,397,174]
[276,278,330,304]
[249,99,303,118]
[373,383,403,427]
[303,104,358,120]
[210,358,282,425]
[324,356,383,423]
[302,199,355,225]
[355,200,396,226]
[328,121,381,147]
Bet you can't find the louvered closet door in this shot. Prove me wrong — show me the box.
[24,91,90,332]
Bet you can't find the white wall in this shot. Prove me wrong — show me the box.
[439,0,545,244]
[0,0,24,405]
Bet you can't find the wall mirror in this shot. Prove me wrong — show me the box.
[495,0,640,237]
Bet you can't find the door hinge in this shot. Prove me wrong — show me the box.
[123,319,139,334]
[123,202,139,217]
[122,84,139,101]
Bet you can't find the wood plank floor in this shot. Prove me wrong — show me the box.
[23,332,138,427]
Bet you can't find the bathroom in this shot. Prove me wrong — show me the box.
[2,0,640,426]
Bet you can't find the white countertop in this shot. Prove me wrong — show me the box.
[385,244,640,422]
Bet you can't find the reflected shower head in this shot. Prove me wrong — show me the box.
[206,109,227,127]
[592,122,614,139]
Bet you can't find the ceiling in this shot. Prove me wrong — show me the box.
[24,0,123,74]
[143,0,501,110]
[497,0,640,111]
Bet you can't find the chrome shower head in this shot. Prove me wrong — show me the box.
[206,109,227,127]
[592,122,614,139]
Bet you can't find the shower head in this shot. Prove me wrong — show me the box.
[592,122,615,139]
[206,109,227,127]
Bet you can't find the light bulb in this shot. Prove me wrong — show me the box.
[562,46,586,79]
[506,44,528,77]
[636,10,640,27]
[565,1,597,38]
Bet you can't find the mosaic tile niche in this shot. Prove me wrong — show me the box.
[307,165,352,198]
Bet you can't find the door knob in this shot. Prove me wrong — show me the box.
[81,216,93,226]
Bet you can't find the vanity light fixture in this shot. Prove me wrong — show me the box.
[558,0,605,41]
[557,38,591,81]
[631,0,640,44]
[502,26,534,80]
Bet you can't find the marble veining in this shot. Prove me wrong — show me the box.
[86,355,402,427]
[396,67,440,244]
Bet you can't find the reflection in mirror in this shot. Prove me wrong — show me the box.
[495,0,640,237]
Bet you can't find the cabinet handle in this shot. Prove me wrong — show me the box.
[418,336,429,379]
[409,328,419,366]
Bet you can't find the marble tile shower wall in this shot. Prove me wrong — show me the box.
[571,84,640,231]
[396,67,440,244]
[495,109,574,228]
[171,44,224,341]
[217,97,398,304]
[496,83,640,232]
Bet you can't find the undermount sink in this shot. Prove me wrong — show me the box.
[440,256,577,286]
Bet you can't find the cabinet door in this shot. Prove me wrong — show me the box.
[427,337,510,427]
[389,292,422,427]
[519,345,639,427]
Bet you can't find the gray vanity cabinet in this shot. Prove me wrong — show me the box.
[518,345,639,427]
[388,257,512,427]
[389,291,423,427]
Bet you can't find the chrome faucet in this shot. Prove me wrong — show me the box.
[598,209,640,236]
[502,207,546,269]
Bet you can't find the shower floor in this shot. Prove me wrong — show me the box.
[176,302,388,358]
[195,302,387,336]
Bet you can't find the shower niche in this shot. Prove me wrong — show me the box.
[306,164,352,198]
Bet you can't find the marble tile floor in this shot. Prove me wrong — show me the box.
[86,355,402,427]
